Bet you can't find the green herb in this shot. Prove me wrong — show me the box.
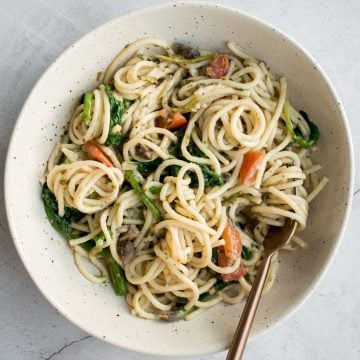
[101,248,127,296]
[87,191,99,199]
[167,163,222,188]
[84,230,112,248]
[197,282,235,302]
[214,280,237,291]
[173,95,201,113]
[60,157,71,164]
[82,92,93,125]
[79,240,95,252]
[168,129,223,188]
[189,142,205,158]
[104,84,132,128]
[149,186,162,194]
[198,164,223,187]
[104,84,132,146]
[105,133,127,147]
[168,129,185,156]
[168,128,205,158]
[151,53,215,64]
[137,158,163,175]
[241,246,253,261]
[93,232,105,247]
[63,206,84,222]
[283,101,320,148]
[93,232,106,241]
[169,164,181,177]
[198,292,212,302]
[41,184,85,239]
[299,110,320,146]
[124,170,163,221]
[139,127,222,188]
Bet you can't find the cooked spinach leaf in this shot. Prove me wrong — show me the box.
[168,128,185,156]
[104,84,132,146]
[137,158,163,175]
[198,164,223,187]
[42,184,85,239]
[241,246,253,261]
[283,101,320,148]
[105,133,127,147]
[167,129,223,187]
[159,279,236,321]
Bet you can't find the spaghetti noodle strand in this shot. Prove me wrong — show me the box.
[42,38,327,321]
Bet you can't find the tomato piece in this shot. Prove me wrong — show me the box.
[222,265,246,282]
[217,246,246,282]
[240,150,265,185]
[155,109,187,130]
[167,112,187,130]
[205,54,229,79]
[222,220,242,260]
[83,141,114,167]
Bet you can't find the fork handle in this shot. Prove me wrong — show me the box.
[226,253,273,360]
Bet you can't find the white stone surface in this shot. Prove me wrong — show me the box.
[0,0,359,359]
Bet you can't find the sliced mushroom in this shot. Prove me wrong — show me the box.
[117,240,135,266]
[222,172,232,183]
[118,224,140,241]
[135,144,152,160]
[172,43,200,59]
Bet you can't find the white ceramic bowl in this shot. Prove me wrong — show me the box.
[4,2,353,356]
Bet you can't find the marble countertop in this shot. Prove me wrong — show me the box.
[0,0,359,359]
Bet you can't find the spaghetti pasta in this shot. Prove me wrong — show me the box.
[42,38,328,321]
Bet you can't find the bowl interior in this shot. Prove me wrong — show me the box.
[5,2,352,356]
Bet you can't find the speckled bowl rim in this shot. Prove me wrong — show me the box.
[4,1,354,356]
